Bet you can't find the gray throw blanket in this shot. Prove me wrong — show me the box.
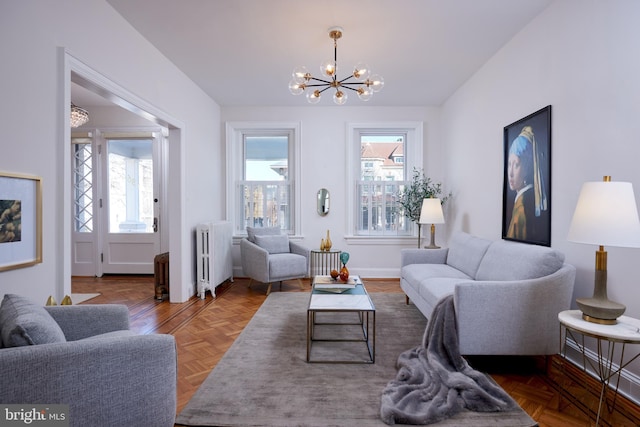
[380,295,518,425]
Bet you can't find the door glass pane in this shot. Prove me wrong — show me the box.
[73,139,93,232]
[107,139,154,233]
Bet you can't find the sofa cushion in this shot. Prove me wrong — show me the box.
[0,294,67,347]
[246,226,281,243]
[417,277,472,312]
[268,253,307,280]
[446,232,492,279]
[254,234,290,254]
[475,239,565,281]
[402,264,472,293]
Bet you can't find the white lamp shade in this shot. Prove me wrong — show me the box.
[568,181,640,247]
[419,198,445,225]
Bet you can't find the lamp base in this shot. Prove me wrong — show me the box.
[423,224,440,250]
[576,297,625,325]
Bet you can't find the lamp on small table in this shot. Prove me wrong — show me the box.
[419,198,445,249]
[567,176,640,324]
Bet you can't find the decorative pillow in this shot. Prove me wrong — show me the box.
[254,234,290,254]
[0,294,66,347]
[246,226,281,243]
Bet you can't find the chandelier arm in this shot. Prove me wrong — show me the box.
[308,76,333,85]
[340,86,361,93]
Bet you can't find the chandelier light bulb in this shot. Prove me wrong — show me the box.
[306,90,321,104]
[353,62,370,81]
[320,59,336,77]
[333,90,348,105]
[357,86,373,101]
[368,74,385,92]
[288,79,305,95]
[292,66,310,84]
[288,27,383,105]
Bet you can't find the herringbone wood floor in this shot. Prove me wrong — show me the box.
[71,275,640,426]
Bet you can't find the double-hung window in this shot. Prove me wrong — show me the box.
[346,122,423,238]
[226,122,301,236]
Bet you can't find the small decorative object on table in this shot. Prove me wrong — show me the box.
[339,252,350,281]
[324,229,332,251]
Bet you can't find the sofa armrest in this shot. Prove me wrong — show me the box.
[45,304,130,341]
[454,264,576,355]
[289,241,310,275]
[401,248,448,268]
[240,238,270,282]
[0,334,177,426]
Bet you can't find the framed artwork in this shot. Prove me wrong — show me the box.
[502,105,551,246]
[0,172,42,271]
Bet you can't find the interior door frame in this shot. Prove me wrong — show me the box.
[61,48,185,302]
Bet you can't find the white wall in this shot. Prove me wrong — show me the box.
[441,0,640,400]
[222,106,443,278]
[0,0,222,303]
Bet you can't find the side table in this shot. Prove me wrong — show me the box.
[310,249,341,277]
[558,310,640,426]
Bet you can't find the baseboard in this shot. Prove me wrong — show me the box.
[551,347,640,425]
[563,338,640,406]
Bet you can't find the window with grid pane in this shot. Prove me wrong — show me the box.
[226,122,300,236]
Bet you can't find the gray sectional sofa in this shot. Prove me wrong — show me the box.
[401,231,576,356]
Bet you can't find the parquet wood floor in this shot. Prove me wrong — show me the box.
[71,275,640,426]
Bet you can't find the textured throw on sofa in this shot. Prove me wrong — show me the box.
[400,231,576,356]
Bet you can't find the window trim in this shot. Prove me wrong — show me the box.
[345,122,423,242]
[226,121,301,238]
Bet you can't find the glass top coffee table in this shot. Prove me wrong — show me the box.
[306,275,376,364]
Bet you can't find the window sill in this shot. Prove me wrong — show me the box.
[343,235,418,245]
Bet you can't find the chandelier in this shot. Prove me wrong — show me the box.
[70,103,89,127]
[288,27,384,105]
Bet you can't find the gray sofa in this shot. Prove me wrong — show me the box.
[401,231,576,356]
[0,295,176,427]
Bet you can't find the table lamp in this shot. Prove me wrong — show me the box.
[419,198,445,249]
[567,176,640,324]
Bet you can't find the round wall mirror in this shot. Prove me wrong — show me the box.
[317,188,330,216]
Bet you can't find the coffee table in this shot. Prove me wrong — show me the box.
[306,275,376,363]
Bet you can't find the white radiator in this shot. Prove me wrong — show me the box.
[196,221,233,299]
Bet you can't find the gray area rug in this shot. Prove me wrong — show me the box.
[175,292,536,427]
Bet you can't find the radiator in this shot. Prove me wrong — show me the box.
[196,221,233,299]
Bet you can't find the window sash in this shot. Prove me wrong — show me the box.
[236,181,292,233]
[356,180,412,236]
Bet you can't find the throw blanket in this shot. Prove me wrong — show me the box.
[380,295,518,425]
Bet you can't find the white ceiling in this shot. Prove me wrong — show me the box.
[76,0,553,108]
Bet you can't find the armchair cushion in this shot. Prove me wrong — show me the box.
[0,294,66,347]
[247,226,281,243]
[254,234,290,254]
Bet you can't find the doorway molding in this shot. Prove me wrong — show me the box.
[60,48,186,302]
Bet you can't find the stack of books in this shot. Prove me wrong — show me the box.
[313,275,357,293]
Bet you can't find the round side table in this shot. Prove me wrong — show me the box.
[558,310,640,426]
[309,249,341,277]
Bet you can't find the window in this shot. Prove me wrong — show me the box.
[346,122,423,238]
[227,122,300,236]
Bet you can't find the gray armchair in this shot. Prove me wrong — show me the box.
[240,227,310,295]
[0,296,176,427]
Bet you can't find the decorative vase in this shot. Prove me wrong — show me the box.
[339,265,349,282]
[320,238,325,251]
[325,230,332,251]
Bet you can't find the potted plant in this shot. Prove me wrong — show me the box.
[397,168,450,248]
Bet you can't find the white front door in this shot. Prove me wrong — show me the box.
[100,136,160,274]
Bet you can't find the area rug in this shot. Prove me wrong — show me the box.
[175,292,536,427]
